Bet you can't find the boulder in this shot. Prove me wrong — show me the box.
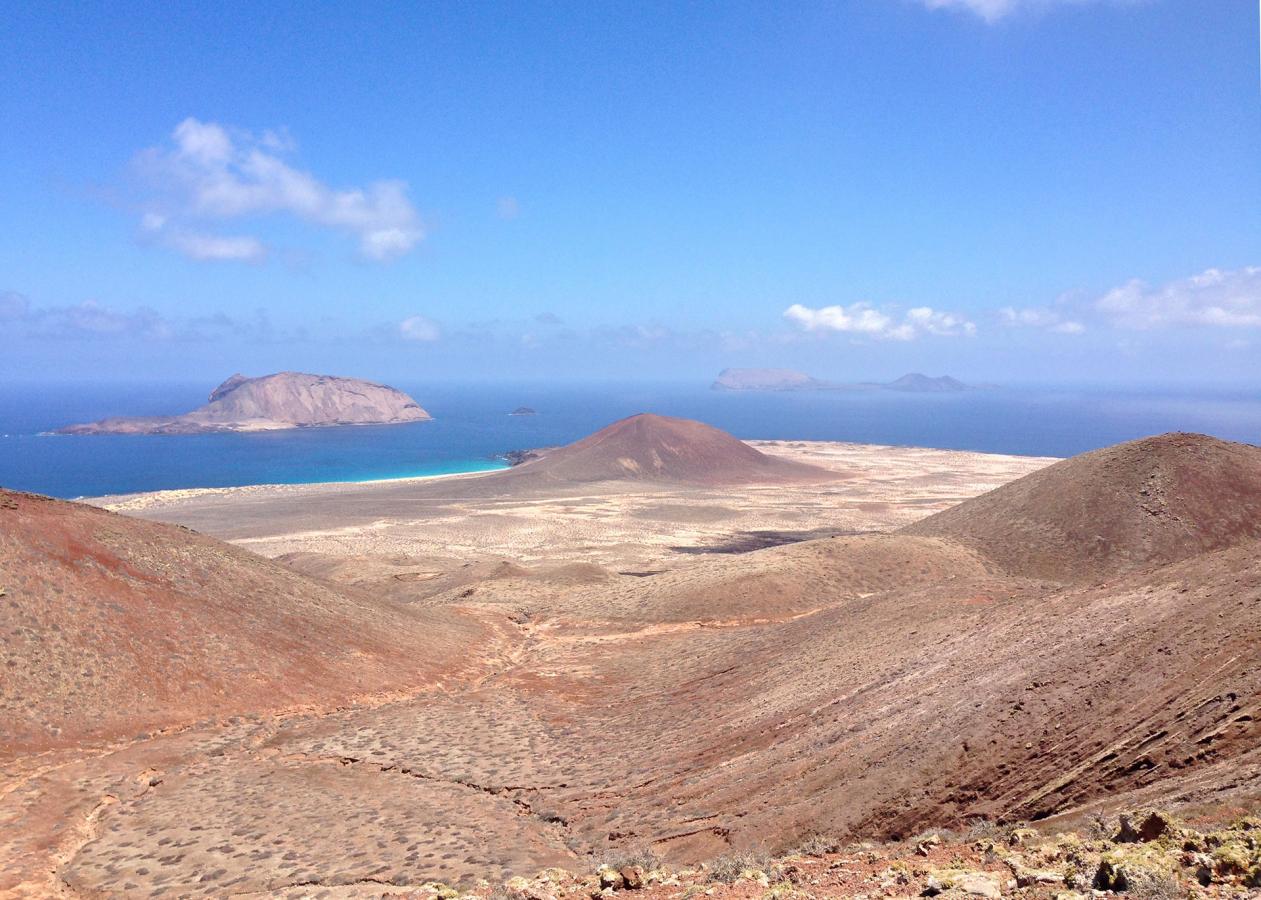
[955,872,1001,898]
[597,866,624,890]
[618,865,644,889]
[1115,811,1174,844]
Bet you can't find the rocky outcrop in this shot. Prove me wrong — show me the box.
[58,372,431,435]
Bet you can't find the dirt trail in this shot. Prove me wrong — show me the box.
[0,603,533,897]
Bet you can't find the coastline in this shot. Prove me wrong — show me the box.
[85,459,509,511]
[85,439,1059,517]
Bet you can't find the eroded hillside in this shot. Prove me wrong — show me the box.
[4,429,1260,897]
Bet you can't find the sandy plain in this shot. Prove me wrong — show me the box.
[11,431,1261,898]
[91,440,1057,573]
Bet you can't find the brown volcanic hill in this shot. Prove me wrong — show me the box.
[58,371,431,434]
[902,432,1261,582]
[536,536,1261,854]
[505,413,837,486]
[0,488,484,756]
[12,434,1261,895]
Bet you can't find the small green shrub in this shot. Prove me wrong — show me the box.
[707,849,776,884]
[794,833,840,857]
[598,845,661,872]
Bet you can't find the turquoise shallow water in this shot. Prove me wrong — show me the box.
[3,380,1260,498]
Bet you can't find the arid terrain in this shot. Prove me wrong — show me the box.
[4,416,1261,899]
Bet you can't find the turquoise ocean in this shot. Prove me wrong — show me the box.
[3,381,1260,499]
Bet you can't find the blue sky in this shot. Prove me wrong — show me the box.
[1,0,1258,384]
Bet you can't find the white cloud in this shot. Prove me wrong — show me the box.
[905,306,978,337]
[0,293,312,344]
[1096,267,1261,330]
[599,324,672,347]
[916,0,1135,23]
[785,302,897,336]
[173,117,233,165]
[999,306,1086,334]
[136,117,424,262]
[784,302,975,340]
[399,315,441,342]
[19,300,174,341]
[167,231,267,263]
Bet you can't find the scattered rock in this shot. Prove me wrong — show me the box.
[1007,828,1040,847]
[1015,867,1064,887]
[916,834,942,856]
[618,865,644,889]
[739,868,769,887]
[597,865,624,891]
[1115,811,1174,843]
[954,872,1001,898]
[1210,839,1254,878]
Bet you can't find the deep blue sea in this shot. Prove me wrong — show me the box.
[2,380,1260,498]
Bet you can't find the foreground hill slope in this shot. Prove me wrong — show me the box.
[504,413,838,486]
[0,488,481,756]
[12,431,1261,896]
[903,432,1261,582]
[59,371,431,434]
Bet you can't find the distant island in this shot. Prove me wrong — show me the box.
[712,368,976,393]
[58,372,431,435]
[884,373,972,392]
[509,407,537,416]
[710,368,830,391]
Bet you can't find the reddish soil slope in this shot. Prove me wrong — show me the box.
[11,432,1261,897]
[0,489,484,756]
[508,413,837,485]
[903,432,1261,582]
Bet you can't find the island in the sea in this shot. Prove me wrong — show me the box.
[57,372,432,435]
[709,368,830,391]
[711,367,975,393]
[509,406,537,416]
